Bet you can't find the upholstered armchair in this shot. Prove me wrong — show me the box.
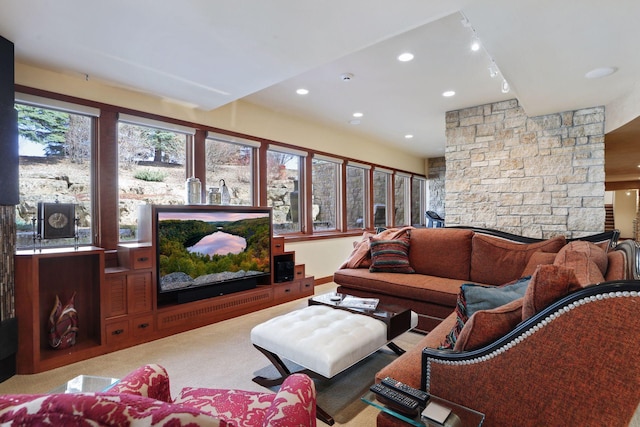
[419,281,640,427]
[0,364,317,426]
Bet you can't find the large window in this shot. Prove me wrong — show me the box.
[266,147,305,234]
[345,162,369,230]
[15,95,98,249]
[373,168,391,228]
[312,155,341,231]
[205,132,257,206]
[14,90,430,247]
[394,173,411,226]
[117,115,192,240]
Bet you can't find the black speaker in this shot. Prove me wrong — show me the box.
[275,261,295,283]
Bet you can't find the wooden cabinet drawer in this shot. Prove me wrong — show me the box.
[300,276,314,294]
[105,320,129,346]
[294,264,305,280]
[273,282,300,299]
[118,244,153,270]
[272,237,285,255]
[131,314,154,338]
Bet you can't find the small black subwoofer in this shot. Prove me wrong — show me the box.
[275,261,295,283]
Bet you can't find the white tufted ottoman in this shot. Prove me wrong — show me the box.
[251,304,418,378]
[251,304,417,424]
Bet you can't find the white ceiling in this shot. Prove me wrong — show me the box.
[2,0,639,160]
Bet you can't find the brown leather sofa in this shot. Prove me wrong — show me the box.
[334,227,621,333]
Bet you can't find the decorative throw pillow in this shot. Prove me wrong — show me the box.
[554,240,608,278]
[463,276,531,318]
[369,230,415,273]
[439,276,530,350]
[439,292,469,350]
[521,251,557,277]
[554,250,605,285]
[522,264,582,320]
[470,234,566,285]
[453,297,524,352]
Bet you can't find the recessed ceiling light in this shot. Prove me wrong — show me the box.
[349,119,361,125]
[585,67,618,79]
[353,112,363,118]
[442,90,455,97]
[405,134,414,139]
[470,37,481,52]
[296,88,309,95]
[398,52,414,62]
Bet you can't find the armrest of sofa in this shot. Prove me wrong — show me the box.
[265,373,316,426]
[0,393,218,426]
[422,281,640,427]
[108,363,172,402]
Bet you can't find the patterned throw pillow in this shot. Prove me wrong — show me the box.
[439,291,469,350]
[368,230,415,273]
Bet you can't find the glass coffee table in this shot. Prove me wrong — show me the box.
[362,390,484,427]
[49,375,120,394]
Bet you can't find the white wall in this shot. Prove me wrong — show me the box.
[287,236,360,280]
[613,190,638,239]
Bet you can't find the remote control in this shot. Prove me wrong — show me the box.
[381,377,430,406]
[370,383,420,415]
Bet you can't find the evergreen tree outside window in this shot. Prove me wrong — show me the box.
[117,115,193,241]
[15,97,97,249]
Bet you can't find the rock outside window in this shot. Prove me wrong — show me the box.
[38,202,76,239]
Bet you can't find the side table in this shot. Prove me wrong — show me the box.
[49,374,119,394]
[361,390,484,427]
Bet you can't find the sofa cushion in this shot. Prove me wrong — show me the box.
[521,251,557,277]
[333,268,466,308]
[439,276,530,349]
[463,277,530,317]
[470,235,566,285]
[554,251,605,285]
[554,240,608,278]
[369,230,415,273]
[408,228,474,280]
[522,264,582,320]
[453,297,524,351]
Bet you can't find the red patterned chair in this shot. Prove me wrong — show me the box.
[0,364,317,426]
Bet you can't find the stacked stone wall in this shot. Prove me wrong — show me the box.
[444,99,605,239]
[427,157,446,217]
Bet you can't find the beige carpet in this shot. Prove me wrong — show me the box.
[0,282,423,426]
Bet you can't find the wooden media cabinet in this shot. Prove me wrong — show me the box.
[14,236,313,374]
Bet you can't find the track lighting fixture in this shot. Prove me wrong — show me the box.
[488,62,499,78]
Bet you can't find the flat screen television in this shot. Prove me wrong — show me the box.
[151,205,272,305]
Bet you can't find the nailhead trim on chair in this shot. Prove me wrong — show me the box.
[424,290,640,392]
